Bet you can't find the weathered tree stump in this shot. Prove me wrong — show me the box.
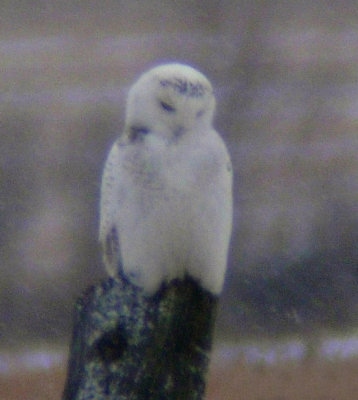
[62,274,218,400]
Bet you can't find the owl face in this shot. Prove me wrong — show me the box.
[124,63,216,143]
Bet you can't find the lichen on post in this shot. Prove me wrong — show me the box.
[62,274,217,400]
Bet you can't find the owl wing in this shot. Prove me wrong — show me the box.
[99,140,123,277]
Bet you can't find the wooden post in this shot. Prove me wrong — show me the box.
[62,274,218,400]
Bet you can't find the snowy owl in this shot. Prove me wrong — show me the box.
[99,63,232,295]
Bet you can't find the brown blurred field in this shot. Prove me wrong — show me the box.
[2,358,358,400]
[0,367,65,400]
[207,358,358,400]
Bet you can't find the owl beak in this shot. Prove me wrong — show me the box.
[120,125,150,144]
[173,126,185,139]
[129,125,150,141]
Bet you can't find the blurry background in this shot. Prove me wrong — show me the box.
[1,0,358,398]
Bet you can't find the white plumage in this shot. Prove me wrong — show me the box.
[99,63,232,295]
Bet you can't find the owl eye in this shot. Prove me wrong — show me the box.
[160,100,176,112]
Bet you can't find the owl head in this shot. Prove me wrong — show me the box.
[124,63,216,143]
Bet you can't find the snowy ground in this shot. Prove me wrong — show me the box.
[1,334,358,376]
